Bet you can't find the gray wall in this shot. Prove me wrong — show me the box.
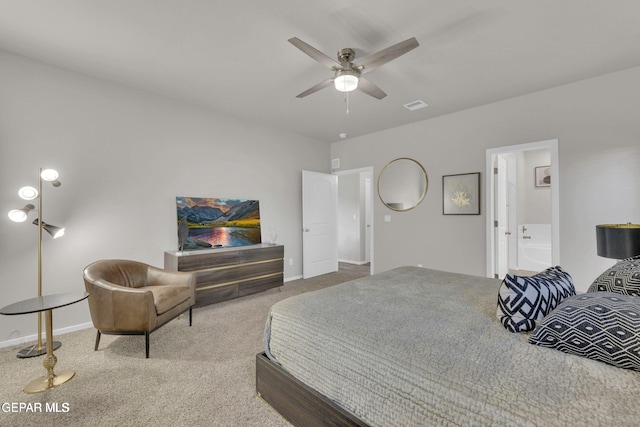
[331,66,640,293]
[0,51,329,343]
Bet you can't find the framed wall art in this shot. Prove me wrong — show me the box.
[442,172,480,215]
[535,165,551,187]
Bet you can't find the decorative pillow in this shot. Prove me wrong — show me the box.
[587,256,640,295]
[497,266,575,333]
[529,292,640,371]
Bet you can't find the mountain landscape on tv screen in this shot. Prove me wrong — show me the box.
[176,197,261,250]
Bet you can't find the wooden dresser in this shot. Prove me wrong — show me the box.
[164,244,284,307]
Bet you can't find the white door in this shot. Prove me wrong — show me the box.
[494,156,509,279]
[302,170,338,279]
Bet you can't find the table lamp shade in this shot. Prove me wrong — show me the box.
[596,223,640,259]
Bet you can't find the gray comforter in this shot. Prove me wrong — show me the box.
[265,266,640,426]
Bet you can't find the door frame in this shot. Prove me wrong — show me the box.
[494,154,509,278]
[333,167,374,275]
[485,139,560,278]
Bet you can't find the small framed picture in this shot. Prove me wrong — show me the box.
[442,172,480,215]
[535,165,551,187]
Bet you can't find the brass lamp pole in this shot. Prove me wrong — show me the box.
[34,168,50,356]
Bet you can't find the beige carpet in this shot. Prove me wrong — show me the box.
[0,268,368,427]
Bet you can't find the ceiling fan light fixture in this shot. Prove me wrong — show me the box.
[334,71,358,92]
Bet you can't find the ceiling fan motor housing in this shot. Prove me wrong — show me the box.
[337,47,355,64]
[335,48,360,85]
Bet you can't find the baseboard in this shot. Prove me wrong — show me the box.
[0,322,94,349]
[284,275,303,283]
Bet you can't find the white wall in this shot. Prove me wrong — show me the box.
[516,149,551,225]
[331,66,640,293]
[338,174,359,262]
[337,171,370,264]
[0,51,329,343]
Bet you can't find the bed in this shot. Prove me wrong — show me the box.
[256,266,640,426]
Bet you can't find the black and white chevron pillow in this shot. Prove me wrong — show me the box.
[529,292,640,371]
[587,256,640,295]
[497,266,575,333]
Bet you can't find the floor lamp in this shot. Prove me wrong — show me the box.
[7,168,65,358]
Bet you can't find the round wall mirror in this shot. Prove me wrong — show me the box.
[377,158,428,211]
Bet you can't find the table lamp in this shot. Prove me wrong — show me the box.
[596,223,640,259]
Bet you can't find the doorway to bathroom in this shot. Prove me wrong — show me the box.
[486,139,560,279]
[334,167,373,276]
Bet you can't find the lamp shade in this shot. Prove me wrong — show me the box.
[8,204,35,222]
[32,219,65,239]
[18,186,39,200]
[40,169,59,181]
[40,169,61,187]
[596,223,640,259]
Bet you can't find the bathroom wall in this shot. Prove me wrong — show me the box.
[516,149,552,226]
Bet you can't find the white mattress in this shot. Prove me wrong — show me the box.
[264,266,640,426]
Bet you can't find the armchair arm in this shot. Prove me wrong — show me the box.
[146,266,196,305]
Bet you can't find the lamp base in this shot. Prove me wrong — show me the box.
[17,341,62,359]
[23,369,75,394]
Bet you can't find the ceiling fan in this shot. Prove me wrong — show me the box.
[288,36,419,99]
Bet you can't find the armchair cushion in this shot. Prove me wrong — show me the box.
[146,285,191,315]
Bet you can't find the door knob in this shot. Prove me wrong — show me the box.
[304,228,310,232]
[505,231,512,236]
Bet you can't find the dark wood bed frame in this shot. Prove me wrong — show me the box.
[255,352,370,427]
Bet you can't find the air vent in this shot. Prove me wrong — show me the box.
[403,100,428,111]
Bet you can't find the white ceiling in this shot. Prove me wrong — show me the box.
[1,1,640,143]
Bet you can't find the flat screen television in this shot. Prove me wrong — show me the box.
[176,197,261,250]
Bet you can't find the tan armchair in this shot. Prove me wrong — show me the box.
[83,259,195,358]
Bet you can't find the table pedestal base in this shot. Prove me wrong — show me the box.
[0,292,88,394]
[17,341,61,358]
[23,369,75,394]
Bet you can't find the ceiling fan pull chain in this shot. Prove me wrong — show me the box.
[345,91,350,115]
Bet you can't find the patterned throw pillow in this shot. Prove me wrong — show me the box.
[529,292,640,371]
[497,266,575,333]
[587,256,640,295]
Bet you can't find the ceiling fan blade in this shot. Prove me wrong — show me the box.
[288,37,340,70]
[357,37,419,74]
[357,77,386,99]
[296,78,335,98]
